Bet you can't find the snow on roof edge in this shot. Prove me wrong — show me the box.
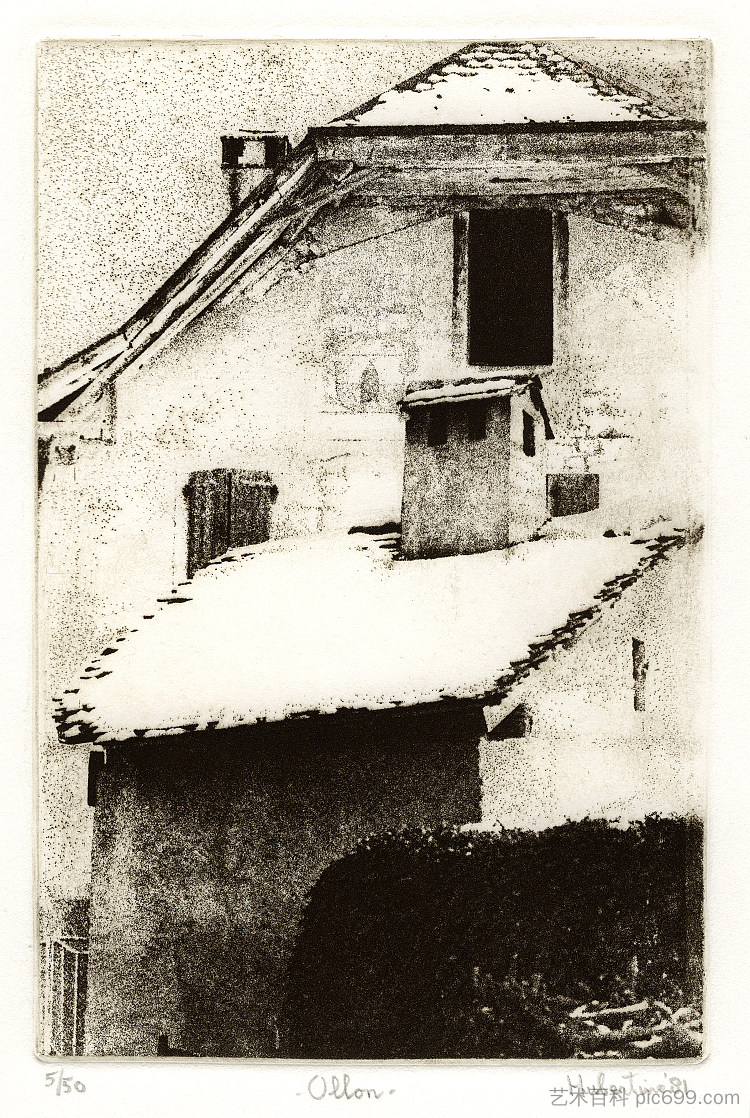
[53,525,700,749]
[328,41,685,129]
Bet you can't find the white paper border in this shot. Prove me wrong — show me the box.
[4,2,749,1116]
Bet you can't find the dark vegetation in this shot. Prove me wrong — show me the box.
[285,817,702,1060]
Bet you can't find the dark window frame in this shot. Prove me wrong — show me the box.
[522,410,536,457]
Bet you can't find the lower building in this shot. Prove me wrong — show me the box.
[53,522,703,1056]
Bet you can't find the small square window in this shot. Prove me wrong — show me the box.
[522,410,536,457]
[427,408,448,447]
[547,473,599,517]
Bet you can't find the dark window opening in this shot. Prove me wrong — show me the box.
[184,468,278,577]
[359,362,380,407]
[547,473,599,517]
[220,135,246,168]
[467,209,554,367]
[263,135,290,169]
[632,638,648,713]
[466,400,488,441]
[427,407,448,447]
[523,410,536,457]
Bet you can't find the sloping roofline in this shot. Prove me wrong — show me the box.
[53,525,698,746]
[38,42,706,422]
[329,40,690,125]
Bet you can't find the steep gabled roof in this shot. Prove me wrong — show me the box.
[38,43,705,421]
[53,525,694,746]
[38,146,372,417]
[330,42,680,128]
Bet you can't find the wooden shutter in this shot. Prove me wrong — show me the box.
[228,470,278,550]
[185,469,278,576]
[185,469,231,577]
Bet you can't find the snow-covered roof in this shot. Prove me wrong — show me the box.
[400,372,532,407]
[54,526,692,747]
[330,42,678,128]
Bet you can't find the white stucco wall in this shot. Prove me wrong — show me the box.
[38,203,704,903]
[480,536,706,829]
[542,215,705,536]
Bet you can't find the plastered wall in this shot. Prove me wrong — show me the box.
[481,537,706,830]
[38,205,701,902]
[85,708,483,1056]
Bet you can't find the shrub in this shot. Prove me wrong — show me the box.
[285,817,702,1059]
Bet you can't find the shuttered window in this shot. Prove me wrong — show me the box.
[184,469,278,577]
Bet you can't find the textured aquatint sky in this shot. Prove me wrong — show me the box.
[37,39,709,371]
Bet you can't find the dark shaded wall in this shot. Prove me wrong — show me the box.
[85,705,484,1056]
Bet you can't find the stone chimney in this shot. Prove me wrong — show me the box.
[220,131,290,211]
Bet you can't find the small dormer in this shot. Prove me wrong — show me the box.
[400,374,553,559]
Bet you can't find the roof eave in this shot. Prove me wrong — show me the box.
[313,119,706,136]
[310,121,707,174]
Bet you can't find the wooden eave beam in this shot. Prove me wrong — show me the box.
[344,163,694,207]
[38,155,376,419]
[310,122,706,167]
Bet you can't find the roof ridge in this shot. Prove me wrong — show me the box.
[330,40,677,126]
